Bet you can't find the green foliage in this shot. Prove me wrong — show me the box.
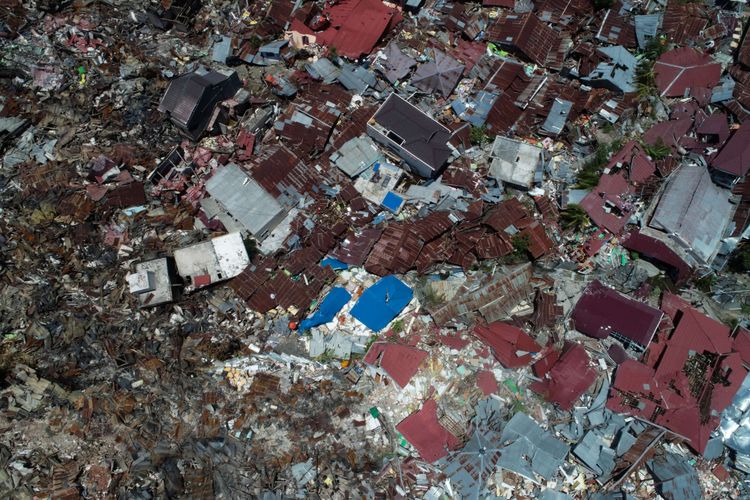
[470,125,490,146]
[729,243,750,273]
[391,319,404,334]
[512,234,530,254]
[328,45,338,58]
[560,204,591,232]
[695,274,716,293]
[636,59,657,98]
[243,238,259,260]
[575,142,610,189]
[643,138,671,160]
[642,37,668,61]
[248,36,263,50]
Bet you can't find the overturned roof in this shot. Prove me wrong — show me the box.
[411,49,465,98]
[531,342,597,410]
[572,280,662,348]
[289,0,401,59]
[473,322,541,368]
[158,67,241,140]
[377,41,416,83]
[582,45,637,93]
[363,342,427,388]
[487,13,566,70]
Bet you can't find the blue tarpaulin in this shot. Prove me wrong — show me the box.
[350,275,413,332]
[299,287,351,331]
[321,257,348,270]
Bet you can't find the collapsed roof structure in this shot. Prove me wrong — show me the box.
[157,67,242,140]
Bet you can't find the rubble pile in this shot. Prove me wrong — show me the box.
[2,0,750,497]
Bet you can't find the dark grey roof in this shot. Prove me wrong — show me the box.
[634,14,662,49]
[158,67,241,139]
[371,93,452,171]
[379,41,417,83]
[541,98,573,136]
[647,452,703,500]
[649,163,734,264]
[411,49,465,98]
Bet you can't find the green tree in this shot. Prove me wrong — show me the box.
[470,125,490,146]
[643,138,670,160]
[560,204,591,232]
[729,243,750,273]
[636,59,657,99]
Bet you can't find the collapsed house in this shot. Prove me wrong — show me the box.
[157,66,243,140]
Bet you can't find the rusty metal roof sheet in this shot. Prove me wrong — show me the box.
[365,223,424,276]
[486,13,565,69]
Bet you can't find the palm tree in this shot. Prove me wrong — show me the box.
[560,204,591,232]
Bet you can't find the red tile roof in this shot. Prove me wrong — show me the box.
[473,322,541,368]
[396,399,461,463]
[530,341,597,410]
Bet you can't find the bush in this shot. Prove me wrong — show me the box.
[470,126,490,146]
[729,243,750,273]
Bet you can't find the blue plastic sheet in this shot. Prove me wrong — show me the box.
[321,257,348,270]
[350,275,413,332]
[298,287,351,331]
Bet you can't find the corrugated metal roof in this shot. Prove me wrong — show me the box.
[412,48,465,98]
[649,163,734,264]
[486,13,566,70]
[204,163,284,238]
[330,135,382,177]
[541,98,572,135]
[634,14,662,49]
[572,280,662,347]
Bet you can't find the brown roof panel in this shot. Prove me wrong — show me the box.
[365,223,424,276]
[486,13,565,70]
[331,228,384,265]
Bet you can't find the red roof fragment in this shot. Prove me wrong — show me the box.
[530,342,596,410]
[473,322,541,368]
[364,342,428,388]
[477,370,499,396]
[396,399,461,463]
